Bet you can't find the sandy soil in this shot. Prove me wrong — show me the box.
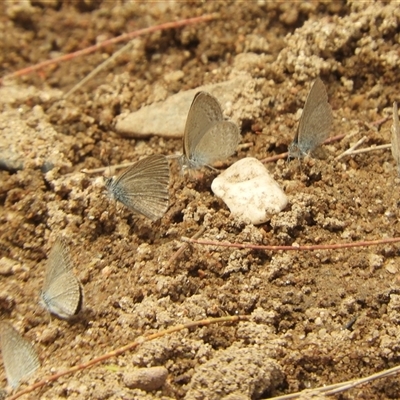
[1,1,400,399]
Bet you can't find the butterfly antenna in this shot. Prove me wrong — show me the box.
[106,155,113,178]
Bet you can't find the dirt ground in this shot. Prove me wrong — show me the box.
[1,1,400,399]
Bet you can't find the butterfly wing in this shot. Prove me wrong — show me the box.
[291,77,333,157]
[41,238,83,320]
[391,102,400,175]
[183,92,224,164]
[108,154,170,221]
[42,238,73,293]
[190,120,240,167]
[0,322,40,389]
[41,272,82,319]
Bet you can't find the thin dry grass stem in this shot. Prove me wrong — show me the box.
[181,236,400,251]
[347,143,391,155]
[370,115,391,128]
[335,116,391,160]
[334,115,393,160]
[79,153,236,177]
[322,133,347,144]
[237,142,253,151]
[260,134,346,163]
[342,129,360,142]
[362,121,379,133]
[269,364,400,399]
[81,154,183,175]
[8,314,247,400]
[63,39,136,98]
[335,136,367,160]
[261,119,388,164]
[166,227,206,268]
[324,364,400,395]
[260,153,287,163]
[0,14,217,85]
[81,162,137,175]
[82,135,377,176]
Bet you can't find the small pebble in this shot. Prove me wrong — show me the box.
[123,366,168,391]
[385,263,398,274]
[164,70,184,83]
[38,327,59,344]
[211,158,288,225]
[0,257,20,276]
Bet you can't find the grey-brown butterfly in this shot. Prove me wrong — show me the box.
[0,322,40,389]
[105,154,170,221]
[288,77,333,158]
[391,102,400,176]
[180,91,241,170]
[40,237,83,320]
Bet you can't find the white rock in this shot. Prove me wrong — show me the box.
[211,158,288,225]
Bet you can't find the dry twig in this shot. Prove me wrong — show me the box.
[335,136,367,160]
[346,143,391,156]
[269,363,400,399]
[81,162,137,175]
[166,227,206,268]
[260,134,346,163]
[0,14,217,85]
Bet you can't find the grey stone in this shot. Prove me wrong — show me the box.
[114,74,254,139]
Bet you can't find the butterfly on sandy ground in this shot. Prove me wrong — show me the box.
[391,101,400,176]
[0,321,40,389]
[288,77,333,159]
[40,237,83,320]
[105,154,170,221]
[179,91,241,172]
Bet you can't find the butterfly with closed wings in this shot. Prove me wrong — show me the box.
[40,237,83,320]
[105,154,170,221]
[288,77,333,159]
[180,91,241,171]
